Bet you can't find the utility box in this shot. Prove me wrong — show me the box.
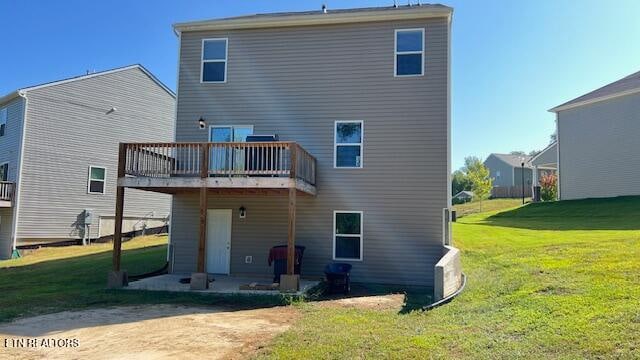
[84,209,94,225]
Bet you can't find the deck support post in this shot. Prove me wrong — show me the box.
[281,146,299,292]
[192,145,210,290]
[108,143,128,289]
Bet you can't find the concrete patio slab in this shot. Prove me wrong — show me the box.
[126,274,320,296]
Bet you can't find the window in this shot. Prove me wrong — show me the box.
[496,170,501,179]
[0,163,8,181]
[395,29,424,76]
[201,38,228,83]
[87,166,106,194]
[333,211,363,261]
[0,107,7,137]
[334,121,363,168]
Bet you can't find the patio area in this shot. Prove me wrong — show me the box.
[126,274,321,296]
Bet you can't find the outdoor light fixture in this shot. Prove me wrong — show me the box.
[198,117,206,129]
[239,206,246,219]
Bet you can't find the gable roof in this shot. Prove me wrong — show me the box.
[173,4,452,33]
[488,153,533,169]
[0,64,175,105]
[549,70,640,112]
[453,190,474,198]
[529,141,557,166]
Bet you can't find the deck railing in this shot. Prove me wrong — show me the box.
[0,181,15,202]
[121,142,317,186]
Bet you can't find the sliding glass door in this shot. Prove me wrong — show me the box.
[209,125,253,174]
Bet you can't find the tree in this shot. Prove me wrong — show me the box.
[465,156,493,211]
[451,169,472,196]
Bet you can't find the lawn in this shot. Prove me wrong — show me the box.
[453,197,530,218]
[264,196,640,359]
[0,235,283,322]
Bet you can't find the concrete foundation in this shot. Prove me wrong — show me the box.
[279,274,300,293]
[107,271,129,289]
[190,272,209,290]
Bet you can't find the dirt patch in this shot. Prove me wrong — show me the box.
[315,294,406,311]
[0,305,298,360]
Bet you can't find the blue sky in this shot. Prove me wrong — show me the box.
[2,0,639,170]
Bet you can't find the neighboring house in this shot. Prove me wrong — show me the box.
[452,191,473,204]
[0,65,175,259]
[549,70,640,200]
[529,141,557,190]
[109,5,461,297]
[484,153,533,197]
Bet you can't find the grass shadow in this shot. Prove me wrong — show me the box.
[481,196,640,230]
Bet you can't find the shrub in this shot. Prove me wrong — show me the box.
[540,173,557,201]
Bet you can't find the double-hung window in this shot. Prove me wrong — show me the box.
[201,38,228,83]
[0,163,8,181]
[333,211,363,261]
[87,166,106,194]
[395,29,424,76]
[0,107,7,137]
[334,121,363,168]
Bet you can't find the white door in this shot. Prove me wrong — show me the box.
[206,209,232,274]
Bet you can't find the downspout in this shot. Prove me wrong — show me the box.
[167,28,182,269]
[11,91,29,255]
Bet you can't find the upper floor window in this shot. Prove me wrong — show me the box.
[0,107,7,137]
[334,121,363,168]
[201,38,228,83]
[0,163,8,181]
[395,29,424,77]
[87,166,106,194]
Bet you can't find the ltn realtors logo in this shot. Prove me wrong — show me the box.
[3,338,79,348]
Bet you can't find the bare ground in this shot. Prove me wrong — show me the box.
[0,305,298,360]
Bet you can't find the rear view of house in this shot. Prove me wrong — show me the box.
[549,70,640,200]
[0,65,175,259]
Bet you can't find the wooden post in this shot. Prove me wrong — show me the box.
[196,144,209,273]
[112,143,127,272]
[287,188,296,275]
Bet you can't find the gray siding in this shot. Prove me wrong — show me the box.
[171,17,449,286]
[484,154,514,187]
[0,97,25,258]
[531,142,557,167]
[16,68,175,241]
[557,92,640,200]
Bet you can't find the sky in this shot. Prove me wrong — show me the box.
[2,0,639,170]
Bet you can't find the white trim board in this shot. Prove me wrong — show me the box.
[332,210,363,262]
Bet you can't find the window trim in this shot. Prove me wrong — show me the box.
[0,106,7,137]
[208,125,254,142]
[201,38,228,84]
[0,162,8,182]
[333,210,364,261]
[394,28,425,77]
[334,120,364,169]
[87,165,106,195]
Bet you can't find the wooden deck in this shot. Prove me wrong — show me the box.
[110,142,317,291]
[117,142,316,195]
[0,181,15,208]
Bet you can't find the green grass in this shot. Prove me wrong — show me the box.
[264,196,640,359]
[454,198,530,218]
[0,235,285,322]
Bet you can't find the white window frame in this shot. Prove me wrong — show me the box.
[208,125,254,142]
[0,107,7,137]
[87,165,106,195]
[333,210,363,261]
[0,162,8,181]
[394,28,425,77]
[201,38,228,84]
[334,120,364,169]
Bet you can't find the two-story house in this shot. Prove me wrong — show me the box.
[109,5,460,297]
[0,65,175,259]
